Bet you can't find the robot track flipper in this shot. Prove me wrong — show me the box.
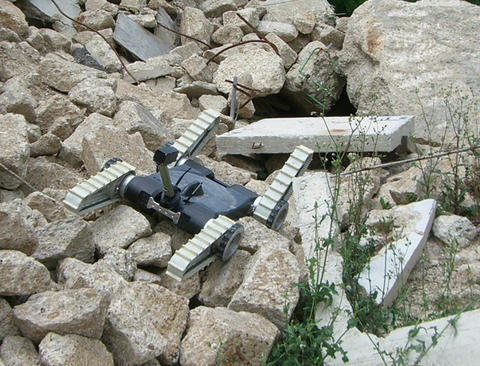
[166,215,243,281]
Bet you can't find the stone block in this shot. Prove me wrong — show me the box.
[0,336,41,365]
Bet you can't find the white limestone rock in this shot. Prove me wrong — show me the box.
[0,41,41,82]
[200,0,237,17]
[97,247,137,281]
[85,33,122,72]
[123,56,173,83]
[258,20,298,42]
[39,333,114,366]
[102,282,189,365]
[180,306,279,366]
[0,0,30,39]
[223,8,260,33]
[0,76,37,123]
[433,214,478,248]
[35,94,84,137]
[194,155,253,186]
[181,54,217,83]
[25,191,67,223]
[180,7,213,49]
[0,299,19,341]
[293,11,315,35]
[13,288,109,343]
[74,9,115,31]
[68,77,117,117]
[376,166,423,207]
[311,23,345,50]
[212,25,243,45]
[37,28,71,54]
[265,32,297,69]
[90,205,152,256]
[0,336,41,366]
[159,271,200,300]
[237,216,291,253]
[198,94,228,114]
[127,232,172,268]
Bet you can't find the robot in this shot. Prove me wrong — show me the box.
[63,110,313,281]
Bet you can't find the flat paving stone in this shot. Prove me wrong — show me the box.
[217,115,414,154]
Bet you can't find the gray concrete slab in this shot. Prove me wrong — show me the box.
[216,115,414,154]
[21,0,81,26]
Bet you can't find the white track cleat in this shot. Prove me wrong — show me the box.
[253,145,313,230]
[166,215,243,281]
[63,161,136,215]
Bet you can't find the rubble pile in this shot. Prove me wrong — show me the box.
[0,0,479,364]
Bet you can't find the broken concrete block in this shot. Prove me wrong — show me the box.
[0,0,30,39]
[228,245,300,330]
[25,191,67,222]
[181,54,217,83]
[0,75,38,123]
[0,336,41,366]
[102,282,189,365]
[293,10,316,34]
[217,115,415,155]
[179,7,213,49]
[13,288,109,343]
[17,0,81,27]
[200,0,237,17]
[258,20,298,42]
[223,8,260,33]
[0,299,19,341]
[85,33,122,72]
[212,24,243,45]
[0,113,30,190]
[114,13,173,61]
[38,28,71,53]
[39,333,114,366]
[81,125,156,175]
[0,41,41,82]
[159,270,200,300]
[173,80,218,99]
[265,32,297,69]
[123,55,174,83]
[237,216,290,253]
[68,77,117,117]
[311,23,345,50]
[90,205,152,256]
[29,133,62,157]
[198,94,228,114]
[376,166,423,207]
[86,0,119,16]
[35,94,84,136]
[127,232,172,268]
[358,199,437,306]
[25,157,82,191]
[33,216,94,269]
[180,306,279,366]
[74,9,114,31]
[433,214,477,248]
[213,48,285,96]
[96,247,137,281]
[120,0,146,10]
[194,155,253,186]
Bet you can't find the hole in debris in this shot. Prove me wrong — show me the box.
[326,86,357,117]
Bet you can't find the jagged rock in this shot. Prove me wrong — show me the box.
[113,100,172,151]
[86,0,119,16]
[341,0,480,143]
[127,9,157,29]
[35,94,84,136]
[293,10,315,35]
[199,250,251,307]
[200,0,236,17]
[179,7,213,49]
[0,250,52,296]
[0,41,41,81]
[169,42,202,63]
[0,113,30,189]
[102,282,189,365]
[97,247,136,281]
[265,32,297,69]
[120,0,146,9]
[0,0,30,39]
[116,80,198,120]
[198,94,228,113]
[0,189,24,203]
[0,299,19,341]
[0,75,37,122]
[287,33,311,53]
[223,8,260,33]
[90,205,152,255]
[212,25,243,45]
[25,157,82,191]
[262,0,333,24]
[33,216,93,269]
[180,306,279,366]
[376,166,422,207]
[0,336,41,366]
[173,80,218,99]
[38,52,106,93]
[0,200,39,255]
[237,216,291,253]
[127,232,172,267]
[16,0,81,27]
[433,215,477,248]
[144,76,176,92]
[214,48,285,96]
[134,268,162,284]
[153,7,178,50]
[159,271,200,300]
[39,333,114,366]
[123,55,173,83]
[37,28,71,53]
[258,20,298,42]
[74,28,114,45]
[25,191,66,222]
[0,25,20,42]
[114,13,173,61]
[226,72,255,118]
[68,77,116,117]
[13,288,109,344]
[149,0,176,15]
[154,220,192,251]
[58,258,128,301]
[85,33,121,72]
[60,113,112,166]
[311,23,344,50]
[29,133,61,157]
[74,9,114,31]
[181,54,217,83]
[81,125,156,175]
[195,155,253,185]
[284,40,345,114]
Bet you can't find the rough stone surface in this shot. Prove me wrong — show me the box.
[212,24,243,45]
[39,333,114,366]
[180,306,279,366]
[38,53,106,93]
[0,75,37,122]
[58,258,128,302]
[127,232,172,268]
[96,247,137,281]
[29,133,61,157]
[68,77,116,117]
[198,94,228,113]
[237,216,290,253]
[265,32,297,69]
[33,216,94,269]
[0,299,19,341]
[200,0,236,17]
[35,94,84,137]
[0,200,39,255]
[25,157,82,191]
[102,282,189,365]
[181,54,217,83]
[179,7,213,49]
[74,9,114,31]
[214,48,285,96]
[258,20,298,42]
[13,288,109,344]
[85,33,121,72]
[113,100,172,151]
[37,28,71,54]
[0,113,30,189]
[0,336,41,366]
[0,41,41,82]
[223,8,260,33]
[194,155,252,186]
[25,191,67,223]
[293,10,316,35]
[123,55,173,83]
[90,205,151,255]
[311,23,345,50]
[229,245,300,330]
[199,249,251,307]
[159,271,200,300]
[0,0,30,39]
[17,0,81,27]
[341,0,480,143]
[433,214,477,248]
[261,0,333,24]
[81,125,156,175]
[376,166,423,207]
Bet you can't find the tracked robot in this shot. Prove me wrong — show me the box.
[63,110,313,281]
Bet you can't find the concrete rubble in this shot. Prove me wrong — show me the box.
[0,0,479,364]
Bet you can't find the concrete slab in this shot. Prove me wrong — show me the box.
[21,0,81,26]
[358,199,437,307]
[216,115,414,154]
[113,13,173,61]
